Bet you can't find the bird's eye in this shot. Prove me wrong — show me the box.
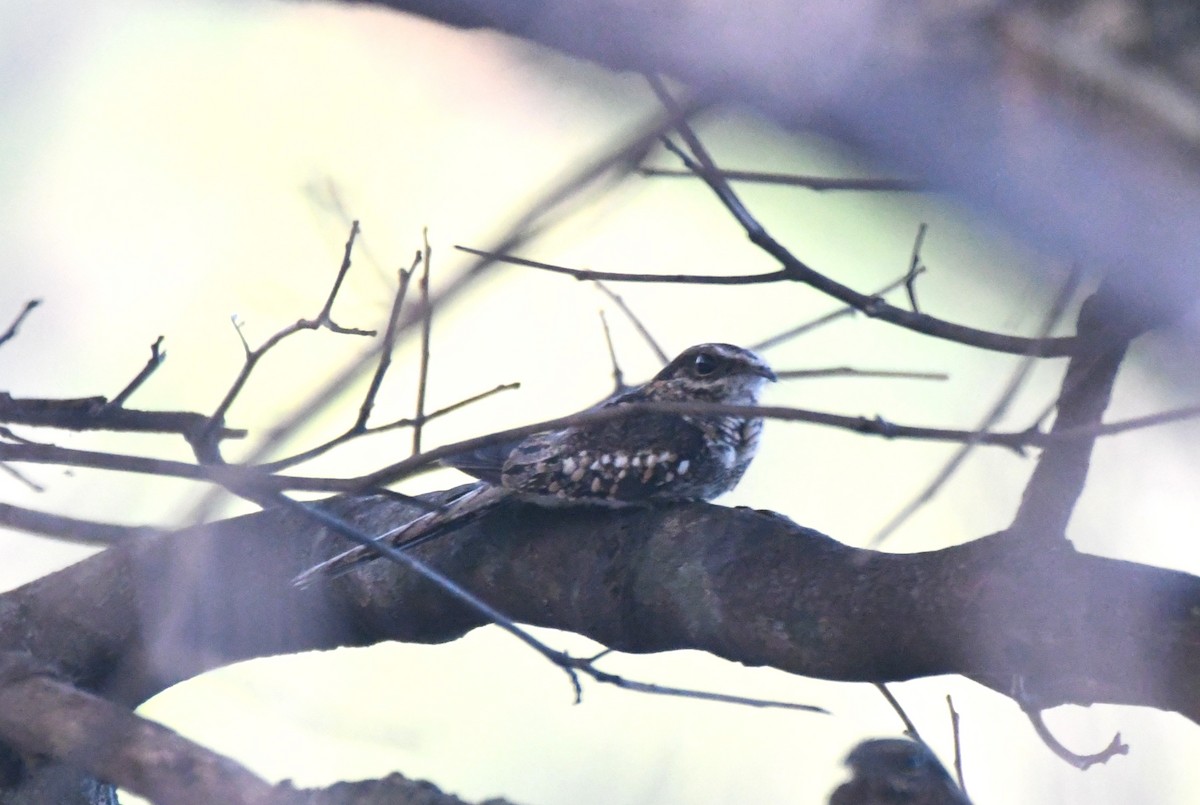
[693,352,719,376]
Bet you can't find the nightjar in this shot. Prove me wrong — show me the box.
[293,343,775,586]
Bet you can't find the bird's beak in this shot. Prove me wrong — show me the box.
[752,363,777,382]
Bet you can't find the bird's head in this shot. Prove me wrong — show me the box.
[648,343,776,405]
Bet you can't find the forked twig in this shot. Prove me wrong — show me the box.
[905,223,928,313]
[644,75,1076,358]
[203,222,376,447]
[107,336,166,410]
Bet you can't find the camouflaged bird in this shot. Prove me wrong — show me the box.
[293,343,775,587]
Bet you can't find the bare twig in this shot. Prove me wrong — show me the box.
[776,367,947,382]
[0,395,245,443]
[594,281,669,364]
[597,309,626,392]
[412,230,434,454]
[1024,707,1128,770]
[905,223,928,313]
[947,695,966,794]
[644,76,1077,358]
[354,259,417,431]
[876,682,922,741]
[637,166,924,192]
[750,268,926,352]
[0,300,40,349]
[456,244,790,285]
[107,336,166,409]
[0,462,42,493]
[203,222,376,441]
[258,381,517,473]
[868,267,1083,547]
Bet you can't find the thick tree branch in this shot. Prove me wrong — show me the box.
[4,494,1196,724]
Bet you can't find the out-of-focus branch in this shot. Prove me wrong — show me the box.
[0,654,293,805]
[353,0,1200,340]
[0,502,160,545]
[1009,278,1156,542]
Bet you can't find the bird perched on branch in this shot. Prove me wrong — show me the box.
[293,343,776,587]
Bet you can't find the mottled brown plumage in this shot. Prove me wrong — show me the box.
[293,343,774,587]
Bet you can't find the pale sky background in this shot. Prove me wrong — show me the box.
[3,1,1200,803]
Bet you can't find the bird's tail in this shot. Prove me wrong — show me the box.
[291,483,508,588]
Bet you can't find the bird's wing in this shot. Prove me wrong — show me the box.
[292,483,508,588]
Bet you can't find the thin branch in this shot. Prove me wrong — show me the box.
[354,258,417,431]
[593,281,669,364]
[645,76,1078,358]
[905,223,928,313]
[257,381,517,473]
[597,309,626,392]
[107,336,166,409]
[0,462,43,493]
[203,222,376,440]
[412,230,435,454]
[947,695,966,794]
[456,244,791,285]
[868,267,1083,547]
[875,682,922,742]
[1024,707,1128,770]
[750,268,926,352]
[0,396,246,443]
[0,442,341,493]
[0,299,40,349]
[776,367,947,382]
[4,392,1199,498]
[637,166,924,192]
